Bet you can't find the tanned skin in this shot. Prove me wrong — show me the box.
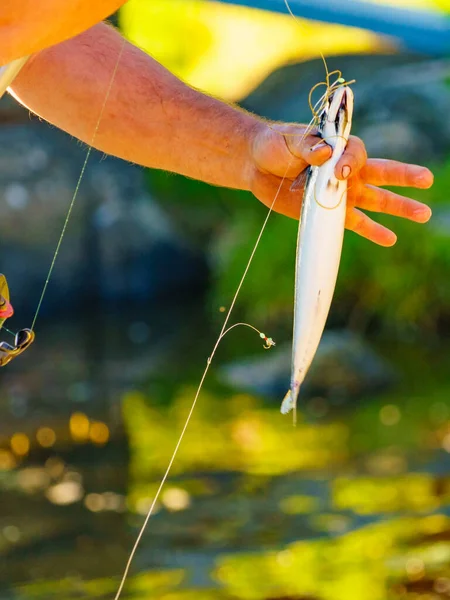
[4,7,433,246]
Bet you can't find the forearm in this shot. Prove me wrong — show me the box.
[0,0,125,64]
[10,23,257,191]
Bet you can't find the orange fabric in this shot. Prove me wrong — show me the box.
[0,0,127,64]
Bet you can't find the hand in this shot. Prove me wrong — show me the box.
[248,122,433,246]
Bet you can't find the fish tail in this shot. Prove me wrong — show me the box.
[281,387,300,425]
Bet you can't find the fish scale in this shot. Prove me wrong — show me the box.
[281,82,354,419]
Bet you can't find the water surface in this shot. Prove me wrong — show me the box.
[1,305,449,600]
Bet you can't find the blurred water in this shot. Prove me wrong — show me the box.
[0,304,449,600]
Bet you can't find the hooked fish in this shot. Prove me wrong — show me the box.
[281,82,354,419]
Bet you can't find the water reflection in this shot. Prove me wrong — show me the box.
[0,305,450,599]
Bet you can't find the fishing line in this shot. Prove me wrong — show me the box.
[113,1,346,597]
[0,32,127,356]
[2,326,16,338]
[29,31,128,332]
[113,164,289,600]
[220,323,275,349]
[3,2,343,597]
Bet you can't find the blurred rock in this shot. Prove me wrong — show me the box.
[243,54,450,163]
[427,206,450,237]
[0,108,208,319]
[218,330,396,402]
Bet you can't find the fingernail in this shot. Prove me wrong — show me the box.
[342,165,351,179]
[414,171,433,187]
[387,234,397,247]
[414,207,432,221]
[311,142,328,152]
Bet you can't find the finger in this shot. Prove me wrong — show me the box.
[253,123,332,179]
[353,184,432,223]
[251,125,304,179]
[252,170,399,247]
[251,169,302,220]
[281,128,332,167]
[345,207,397,247]
[335,135,367,180]
[358,158,434,189]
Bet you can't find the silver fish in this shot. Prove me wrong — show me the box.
[281,82,354,419]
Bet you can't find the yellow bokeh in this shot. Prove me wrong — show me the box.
[10,432,30,456]
[120,0,388,101]
[0,449,16,470]
[36,427,56,448]
[69,412,90,442]
[89,421,110,445]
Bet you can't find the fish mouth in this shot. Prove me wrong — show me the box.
[338,86,354,113]
[327,86,347,121]
[326,84,354,135]
[339,88,348,109]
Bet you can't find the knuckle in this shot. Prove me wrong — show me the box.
[378,191,389,213]
[350,212,366,234]
[403,164,413,186]
[404,201,416,219]
[353,220,365,235]
[352,184,365,208]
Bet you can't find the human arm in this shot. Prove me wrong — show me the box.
[11,22,257,192]
[10,22,433,246]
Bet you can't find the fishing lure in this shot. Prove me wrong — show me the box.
[0,275,14,328]
[0,59,36,366]
[281,80,354,421]
[0,17,352,600]
[0,274,35,366]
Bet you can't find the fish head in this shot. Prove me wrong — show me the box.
[320,82,354,150]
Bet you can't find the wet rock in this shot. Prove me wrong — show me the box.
[218,330,396,402]
[427,206,450,237]
[0,108,208,319]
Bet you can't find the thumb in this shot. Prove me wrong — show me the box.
[279,124,332,167]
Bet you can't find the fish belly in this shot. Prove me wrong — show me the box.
[281,175,347,414]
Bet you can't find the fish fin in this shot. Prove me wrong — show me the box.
[281,389,300,426]
[281,389,295,414]
[290,167,311,193]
